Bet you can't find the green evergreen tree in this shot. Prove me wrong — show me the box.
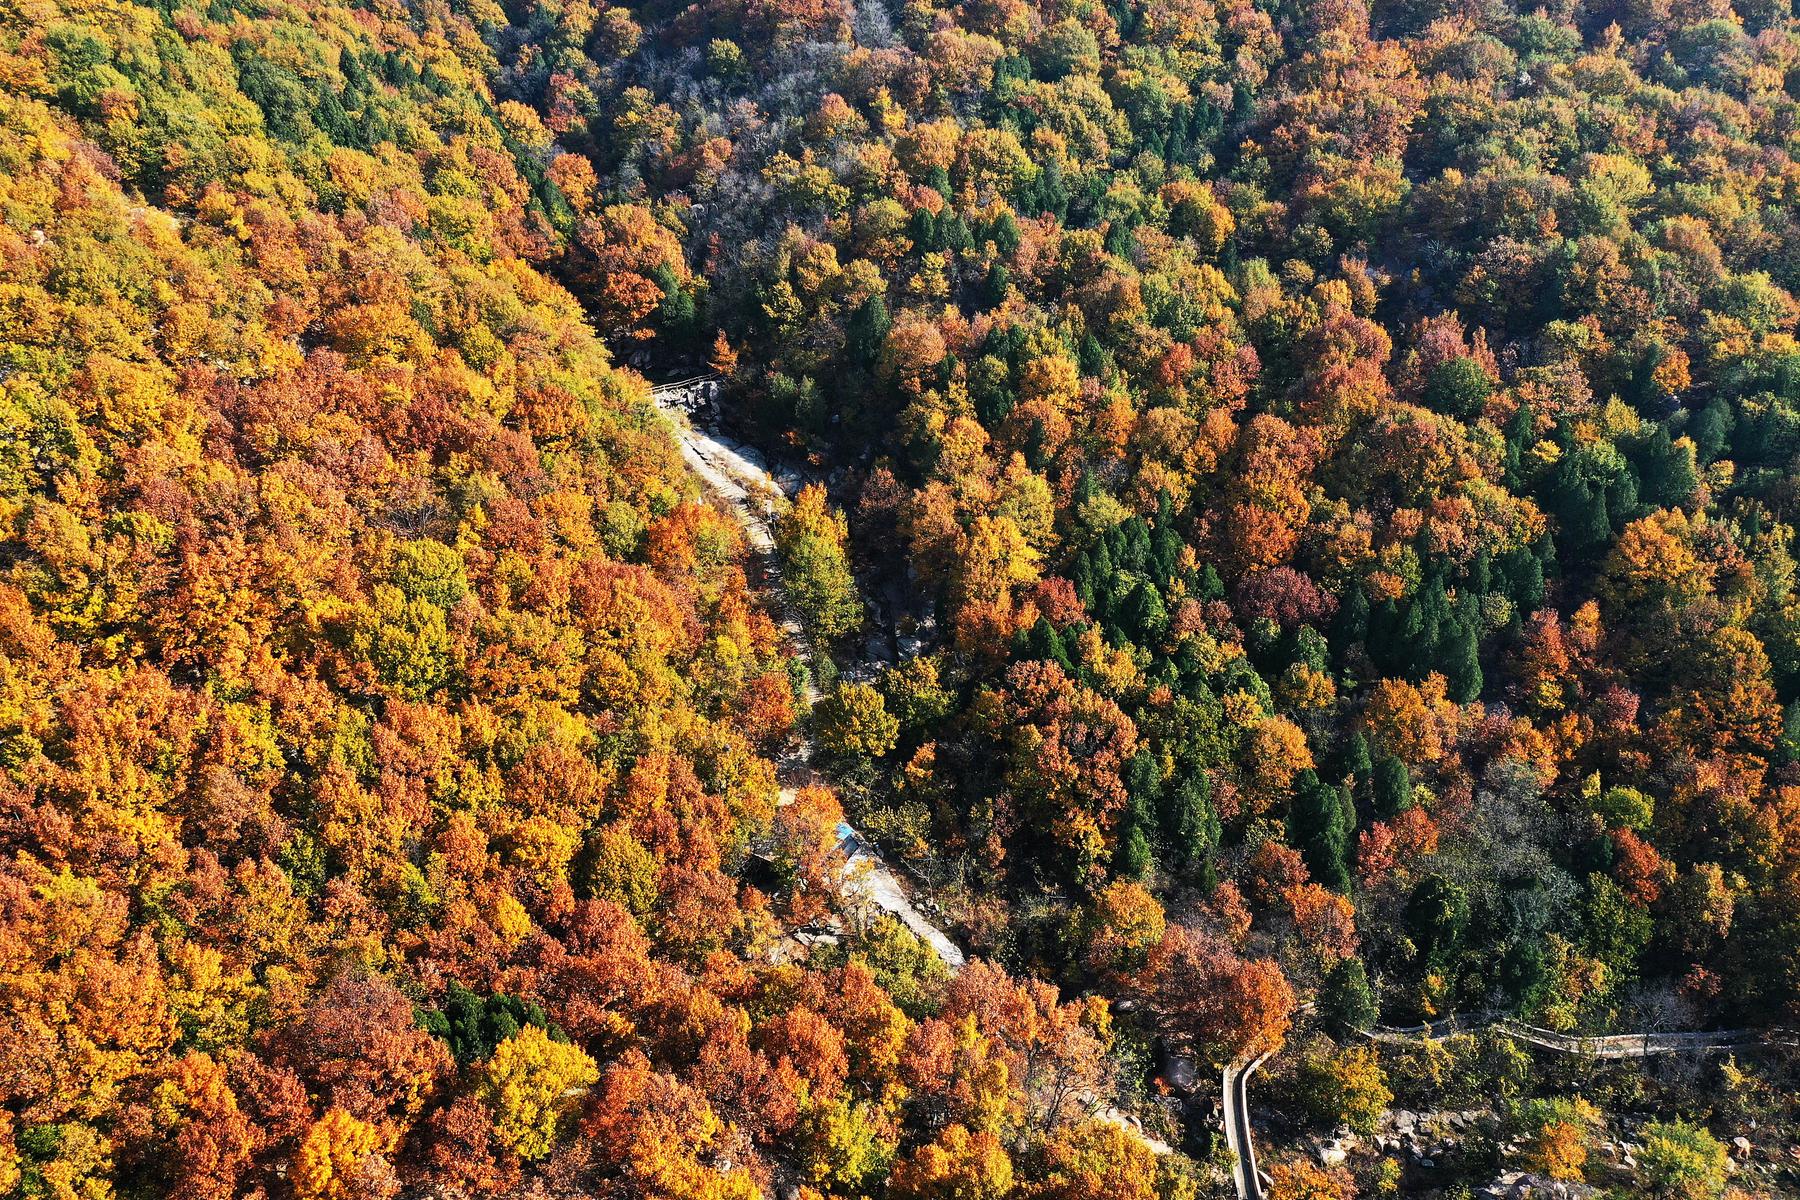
[1115,823,1152,879]
[1372,756,1414,818]
[1334,586,1370,651]
[982,261,1011,307]
[1125,750,1163,812]
[989,209,1021,254]
[1290,769,1353,893]
[1552,469,1610,551]
[1502,544,1546,612]
[1162,772,1220,877]
[1122,580,1168,642]
[1423,355,1493,420]
[845,295,891,367]
[1691,396,1735,463]
[1319,958,1378,1033]
[1023,615,1074,672]
[1499,937,1549,1009]
[1636,426,1699,508]
[1340,732,1373,790]
[1779,699,1800,764]
[1406,874,1469,969]
[1443,612,1483,702]
[1503,399,1536,489]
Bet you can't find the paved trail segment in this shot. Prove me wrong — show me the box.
[1227,1014,1780,1200]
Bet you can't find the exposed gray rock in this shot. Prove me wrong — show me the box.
[1477,1172,1599,1200]
[1163,1055,1200,1095]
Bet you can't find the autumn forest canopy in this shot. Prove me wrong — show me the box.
[5,0,1800,1194]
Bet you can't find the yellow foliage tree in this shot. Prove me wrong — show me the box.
[888,1123,1013,1200]
[293,1109,384,1200]
[481,1026,600,1161]
[1267,1159,1353,1200]
[1516,1096,1600,1182]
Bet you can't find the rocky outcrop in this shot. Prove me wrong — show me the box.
[1476,1172,1599,1200]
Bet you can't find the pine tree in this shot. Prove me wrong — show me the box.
[845,295,891,367]
[1552,468,1610,551]
[1780,699,1800,764]
[1423,355,1493,420]
[1115,824,1152,879]
[1503,400,1536,489]
[1503,546,1546,613]
[1691,397,1734,463]
[1333,586,1370,652]
[1408,576,1451,678]
[1077,331,1108,375]
[1406,875,1469,969]
[1372,756,1413,818]
[982,261,1011,307]
[989,209,1021,254]
[1023,615,1074,672]
[1162,772,1220,877]
[1339,731,1373,790]
[1443,612,1483,703]
[942,213,972,251]
[1122,581,1168,642]
[1320,958,1377,1033]
[1290,769,1353,893]
[1126,750,1164,812]
[1090,540,1116,599]
[1071,550,1097,610]
[1637,426,1698,508]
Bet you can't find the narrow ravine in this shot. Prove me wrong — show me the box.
[652,379,961,968]
[652,382,1191,1154]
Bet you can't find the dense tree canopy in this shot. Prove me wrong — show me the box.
[8,0,1800,1193]
[487,0,1800,1039]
